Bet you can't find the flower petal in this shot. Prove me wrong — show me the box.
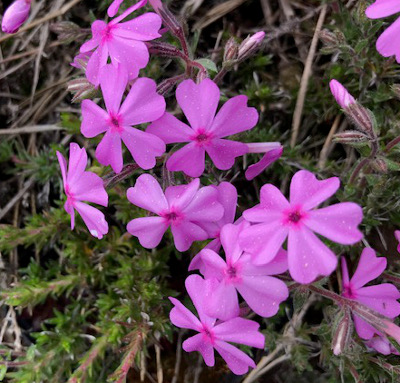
[121,127,165,170]
[67,143,88,185]
[289,170,340,211]
[81,100,110,138]
[220,223,246,264]
[167,142,206,177]
[353,313,380,340]
[350,248,387,289]
[182,333,215,367]
[171,222,208,252]
[206,138,248,170]
[119,77,166,125]
[147,112,193,144]
[113,13,162,41]
[165,178,200,211]
[215,182,238,226]
[95,130,123,173]
[305,202,363,245]
[99,64,128,114]
[176,79,220,131]
[209,95,258,137]
[366,0,400,18]
[238,275,288,317]
[239,222,288,265]
[213,317,265,349]
[169,297,202,331]
[245,147,283,181]
[205,282,239,321]
[376,16,400,63]
[74,201,108,239]
[189,248,226,280]
[80,20,106,52]
[214,340,256,375]
[56,151,67,187]
[127,217,168,248]
[70,172,108,207]
[86,44,109,86]
[240,248,288,276]
[287,228,337,284]
[127,174,168,215]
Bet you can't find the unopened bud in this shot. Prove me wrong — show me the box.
[50,21,84,44]
[148,41,184,58]
[67,77,99,103]
[237,31,265,62]
[159,7,184,37]
[1,0,31,34]
[320,29,338,46]
[333,130,370,145]
[345,103,376,139]
[71,52,92,70]
[330,79,356,109]
[223,37,239,64]
[371,157,388,173]
[391,84,400,100]
[332,307,352,356]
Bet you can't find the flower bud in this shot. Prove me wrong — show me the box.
[371,156,388,174]
[51,21,84,44]
[237,31,265,62]
[67,77,99,103]
[333,130,370,145]
[223,37,239,64]
[345,103,376,139]
[392,84,400,100]
[71,52,92,70]
[329,79,356,109]
[2,0,31,34]
[320,29,338,46]
[148,41,183,58]
[332,307,352,356]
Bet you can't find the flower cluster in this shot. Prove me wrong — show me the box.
[14,0,400,376]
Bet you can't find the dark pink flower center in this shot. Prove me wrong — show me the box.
[201,324,215,344]
[224,263,242,283]
[191,129,213,147]
[102,24,115,42]
[342,283,357,299]
[161,209,184,225]
[283,206,307,227]
[109,114,124,133]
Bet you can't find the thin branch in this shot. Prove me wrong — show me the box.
[0,125,63,135]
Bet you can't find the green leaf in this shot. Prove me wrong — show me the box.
[195,58,218,73]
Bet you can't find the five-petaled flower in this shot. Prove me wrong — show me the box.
[189,222,289,320]
[147,78,259,177]
[239,170,363,284]
[169,274,265,375]
[81,64,166,173]
[57,143,108,239]
[80,0,161,85]
[341,248,400,340]
[126,174,224,252]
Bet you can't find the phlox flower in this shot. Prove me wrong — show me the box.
[239,170,363,284]
[2,0,31,34]
[341,248,400,340]
[329,79,356,109]
[56,143,108,239]
[81,64,166,173]
[80,0,161,85]
[366,335,399,355]
[169,274,265,375]
[147,78,259,177]
[366,0,400,63]
[189,222,289,320]
[126,174,224,252]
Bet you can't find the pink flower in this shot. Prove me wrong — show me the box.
[239,170,363,284]
[80,64,166,173]
[366,335,399,355]
[189,222,289,320]
[126,174,224,252]
[169,274,265,375]
[366,0,400,62]
[2,0,31,34]
[147,79,259,177]
[341,248,400,340]
[80,0,161,85]
[245,143,283,180]
[56,143,108,239]
[329,80,356,109]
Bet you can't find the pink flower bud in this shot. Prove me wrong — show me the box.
[332,308,352,356]
[238,31,265,61]
[2,0,31,34]
[329,79,356,109]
